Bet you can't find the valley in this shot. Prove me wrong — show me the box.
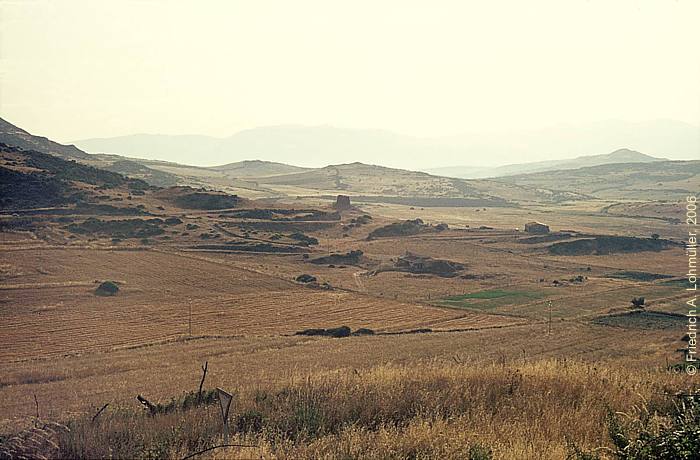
[0,119,696,459]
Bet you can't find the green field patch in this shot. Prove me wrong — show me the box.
[606,271,674,282]
[661,278,693,288]
[435,289,548,311]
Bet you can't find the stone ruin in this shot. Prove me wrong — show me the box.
[334,195,352,211]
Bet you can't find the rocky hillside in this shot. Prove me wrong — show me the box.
[0,118,90,160]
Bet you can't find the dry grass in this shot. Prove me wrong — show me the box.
[58,359,689,459]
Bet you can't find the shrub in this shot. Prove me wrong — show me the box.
[326,326,351,338]
[295,326,353,338]
[66,218,165,239]
[353,328,375,336]
[295,274,317,283]
[173,192,239,210]
[289,232,319,246]
[164,217,182,225]
[631,297,646,309]
[468,443,493,460]
[606,392,700,459]
[95,281,119,296]
[236,409,265,433]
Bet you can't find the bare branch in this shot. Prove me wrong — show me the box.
[92,403,109,422]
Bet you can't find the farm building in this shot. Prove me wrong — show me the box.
[524,222,550,234]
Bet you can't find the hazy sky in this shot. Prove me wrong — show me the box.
[1,0,699,144]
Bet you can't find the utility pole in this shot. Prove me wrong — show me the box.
[547,300,552,335]
[188,298,192,337]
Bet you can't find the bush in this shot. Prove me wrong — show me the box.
[353,328,375,336]
[173,192,239,210]
[295,326,352,338]
[236,409,265,433]
[606,393,700,459]
[163,217,182,225]
[468,443,493,460]
[95,281,119,296]
[326,326,351,338]
[67,218,165,239]
[295,274,317,283]
[289,232,319,246]
[631,297,646,309]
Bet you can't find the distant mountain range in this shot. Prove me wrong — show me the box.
[2,116,698,203]
[72,120,700,169]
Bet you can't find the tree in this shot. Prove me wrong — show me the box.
[630,297,645,309]
[95,280,119,296]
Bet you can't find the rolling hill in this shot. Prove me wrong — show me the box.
[249,162,587,205]
[497,159,700,200]
[427,148,665,178]
[2,117,691,204]
[0,143,148,211]
[211,159,309,177]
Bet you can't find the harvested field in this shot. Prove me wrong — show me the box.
[0,248,522,362]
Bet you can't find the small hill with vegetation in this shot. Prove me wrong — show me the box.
[66,218,168,239]
[547,236,675,256]
[367,219,448,240]
[0,144,149,210]
[157,187,242,210]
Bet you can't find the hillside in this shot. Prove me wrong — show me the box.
[211,159,309,177]
[1,118,688,205]
[428,148,664,178]
[497,159,700,199]
[0,117,90,160]
[0,118,187,188]
[251,162,588,205]
[254,162,503,202]
[0,143,148,210]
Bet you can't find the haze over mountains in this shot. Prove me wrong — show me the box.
[73,119,699,170]
[1,116,698,203]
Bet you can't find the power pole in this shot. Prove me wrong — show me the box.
[548,301,552,335]
[188,298,192,337]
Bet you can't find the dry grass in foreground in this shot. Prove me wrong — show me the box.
[52,358,697,460]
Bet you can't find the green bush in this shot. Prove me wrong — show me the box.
[95,281,119,296]
[606,394,700,459]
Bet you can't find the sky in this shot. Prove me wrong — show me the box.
[1,0,699,149]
